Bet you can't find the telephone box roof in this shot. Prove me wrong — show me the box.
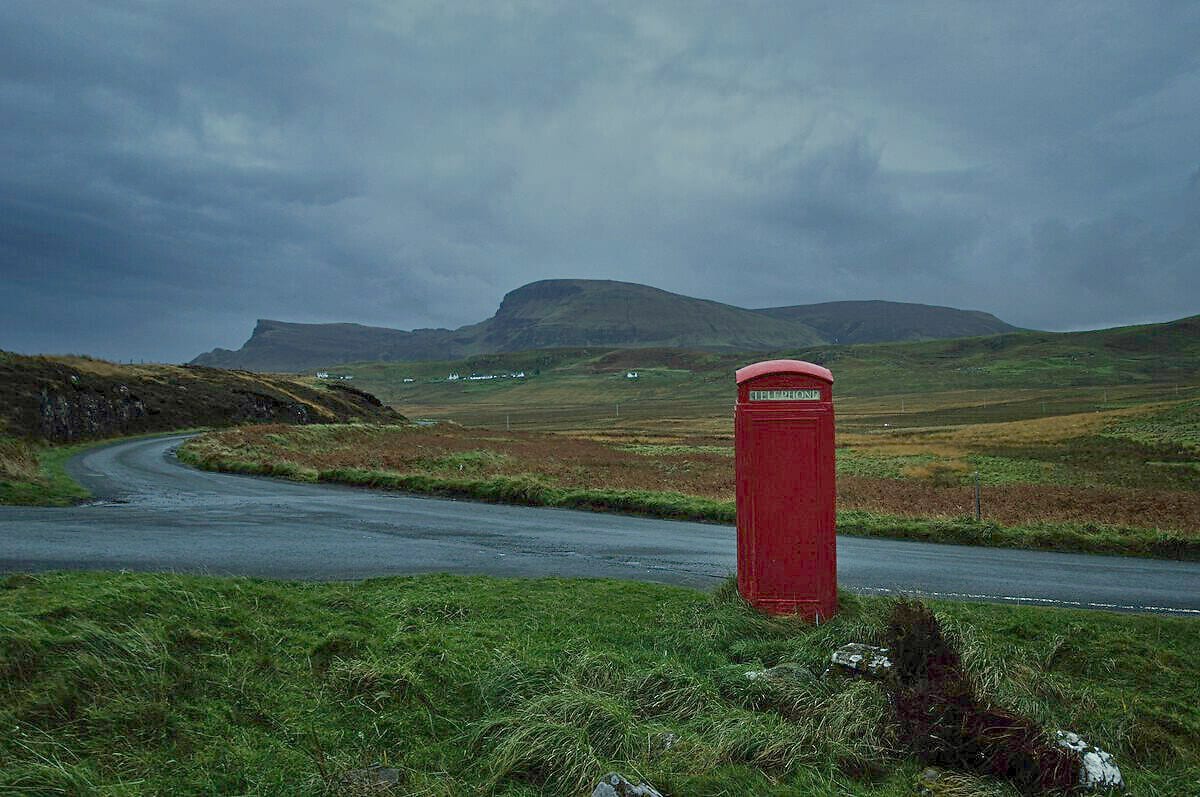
[735,359,833,384]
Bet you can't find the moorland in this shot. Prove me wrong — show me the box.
[4,311,1199,794]
[182,313,1200,559]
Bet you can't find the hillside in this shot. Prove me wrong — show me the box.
[0,351,400,443]
[191,279,1019,372]
[471,279,822,352]
[755,299,1019,343]
[329,314,1200,432]
[193,320,462,373]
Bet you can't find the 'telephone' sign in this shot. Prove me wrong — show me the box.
[748,389,821,401]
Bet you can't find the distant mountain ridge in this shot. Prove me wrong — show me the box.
[191,279,1022,372]
[755,299,1018,344]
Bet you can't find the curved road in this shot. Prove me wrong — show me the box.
[1,435,1198,615]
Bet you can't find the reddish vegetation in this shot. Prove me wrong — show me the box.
[885,601,1079,793]
[205,424,1200,534]
[838,477,1200,534]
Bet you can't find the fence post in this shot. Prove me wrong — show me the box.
[974,471,981,521]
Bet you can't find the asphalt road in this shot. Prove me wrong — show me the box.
[1,434,1197,615]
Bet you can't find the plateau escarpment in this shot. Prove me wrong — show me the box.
[192,279,1025,372]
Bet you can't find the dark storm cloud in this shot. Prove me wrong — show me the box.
[1,1,1198,361]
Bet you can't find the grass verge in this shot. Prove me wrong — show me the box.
[178,445,1200,561]
[1,571,1197,795]
[1,429,209,507]
[0,437,94,506]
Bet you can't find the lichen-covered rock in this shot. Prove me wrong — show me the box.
[591,772,664,797]
[1056,731,1124,791]
[830,642,894,679]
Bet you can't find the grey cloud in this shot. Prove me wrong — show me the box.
[1,1,1198,362]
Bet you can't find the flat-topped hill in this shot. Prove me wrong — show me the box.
[191,279,1023,372]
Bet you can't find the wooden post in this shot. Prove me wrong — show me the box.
[974,471,981,521]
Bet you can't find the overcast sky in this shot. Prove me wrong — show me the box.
[2,2,1198,362]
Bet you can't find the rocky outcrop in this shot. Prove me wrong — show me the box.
[38,384,149,440]
[1,352,401,442]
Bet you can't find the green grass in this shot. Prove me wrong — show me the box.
[0,436,94,506]
[838,451,1062,487]
[1,571,1196,795]
[334,316,1200,428]
[835,450,936,480]
[836,511,1200,562]
[617,444,733,457]
[178,445,1200,561]
[990,433,1200,491]
[1105,399,1200,455]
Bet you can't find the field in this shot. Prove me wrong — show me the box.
[2,571,1197,795]
[5,323,1199,794]
[331,314,1200,430]
[189,319,1183,559]
[182,381,1200,558]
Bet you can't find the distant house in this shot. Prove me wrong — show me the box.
[447,373,460,381]
[402,377,415,383]
[316,372,330,379]
[626,371,639,379]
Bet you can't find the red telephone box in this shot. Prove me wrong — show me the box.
[735,359,837,620]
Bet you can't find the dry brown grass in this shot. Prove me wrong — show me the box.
[52,355,155,378]
[839,405,1162,456]
[838,476,1200,532]
[195,423,1200,534]
[0,437,41,483]
[900,460,971,487]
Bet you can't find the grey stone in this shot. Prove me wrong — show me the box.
[338,764,401,793]
[592,772,665,797]
[830,642,894,679]
[916,767,943,794]
[1056,731,1125,791]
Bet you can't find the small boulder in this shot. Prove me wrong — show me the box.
[1056,731,1124,791]
[338,764,401,793]
[592,772,664,797]
[830,642,894,679]
[916,767,944,794]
